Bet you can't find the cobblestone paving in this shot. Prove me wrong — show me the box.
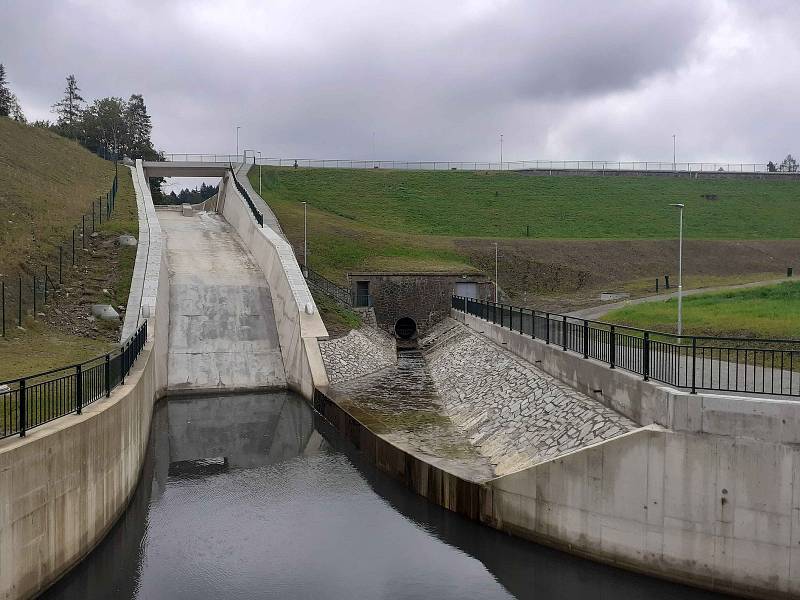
[421,320,638,476]
[320,327,396,384]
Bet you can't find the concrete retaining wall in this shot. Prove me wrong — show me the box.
[219,168,329,398]
[0,160,169,599]
[452,309,800,598]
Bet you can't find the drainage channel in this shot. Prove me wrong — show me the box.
[44,391,732,600]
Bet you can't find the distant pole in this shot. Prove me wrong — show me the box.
[257,151,262,195]
[670,203,685,336]
[672,134,676,172]
[236,126,241,158]
[371,131,375,162]
[303,201,308,271]
[500,134,503,169]
[494,242,499,302]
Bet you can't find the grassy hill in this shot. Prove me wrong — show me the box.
[248,166,800,310]
[0,119,138,380]
[601,281,800,339]
[0,118,117,272]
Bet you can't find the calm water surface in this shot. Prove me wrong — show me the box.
[45,392,731,600]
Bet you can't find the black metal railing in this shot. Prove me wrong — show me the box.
[230,165,263,227]
[302,265,353,307]
[452,296,800,398]
[0,320,148,439]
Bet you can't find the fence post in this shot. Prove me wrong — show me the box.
[32,274,36,318]
[44,265,48,303]
[609,325,616,369]
[98,199,102,225]
[121,343,127,385]
[531,310,536,339]
[76,364,82,414]
[643,331,650,381]
[82,215,86,248]
[562,315,567,350]
[500,304,503,327]
[19,378,26,437]
[545,313,550,344]
[583,320,589,359]
[691,337,697,394]
[72,230,75,266]
[59,246,63,283]
[105,354,111,397]
[1,280,4,337]
[18,273,22,326]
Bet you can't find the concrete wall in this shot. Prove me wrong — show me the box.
[219,168,329,399]
[452,308,800,598]
[0,160,169,600]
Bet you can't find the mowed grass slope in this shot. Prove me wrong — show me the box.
[0,118,115,272]
[601,281,800,339]
[250,167,800,240]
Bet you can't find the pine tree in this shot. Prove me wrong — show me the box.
[52,74,85,138]
[124,94,155,159]
[0,64,13,117]
[9,94,25,123]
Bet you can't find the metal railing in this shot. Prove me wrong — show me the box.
[302,266,352,307]
[1,170,120,337]
[229,164,263,227]
[162,154,792,174]
[0,321,148,439]
[452,296,800,398]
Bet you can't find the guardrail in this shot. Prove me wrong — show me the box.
[229,164,263,227]
[452,296,800,398]
[302,265,352,307]
[162,154,790,174]
[0,321,148,439]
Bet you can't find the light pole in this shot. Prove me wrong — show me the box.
[500,134,503,170]
[257,151,262,195]
[236,126,241,158]
[494,242,499,302]
[302,201,308,272]
[670,203,685,336]
[672,134,676,172]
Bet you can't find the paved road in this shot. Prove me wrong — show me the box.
[568,277,791,321]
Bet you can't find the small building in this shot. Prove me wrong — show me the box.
[347,271,493,334]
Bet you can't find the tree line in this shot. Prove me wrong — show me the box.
[164,182,219,205]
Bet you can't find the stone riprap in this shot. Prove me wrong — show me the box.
[421,320,637,476]
[320,327,396,384]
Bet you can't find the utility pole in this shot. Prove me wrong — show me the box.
[670,203,685,336]
[303,201,308,273]
[672,134,676,172]
[257,151,262,195]
[236,126,241,158]
[494,242,499,302]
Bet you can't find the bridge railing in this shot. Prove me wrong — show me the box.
[0,321,148,439]
[452,296,800,398]
[162,154,790,174]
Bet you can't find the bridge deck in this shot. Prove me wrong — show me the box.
[159,209,286,391]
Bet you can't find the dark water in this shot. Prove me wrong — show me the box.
[45,392,730,600]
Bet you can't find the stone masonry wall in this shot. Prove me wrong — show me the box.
[320,327,396,384]
[421,320,637,476]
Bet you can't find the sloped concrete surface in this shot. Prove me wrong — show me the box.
[159,209,286,391]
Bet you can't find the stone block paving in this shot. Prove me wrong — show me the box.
[421,320,638,476]
[320,327,396,384]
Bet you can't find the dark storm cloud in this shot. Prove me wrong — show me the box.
[0,0,796,163]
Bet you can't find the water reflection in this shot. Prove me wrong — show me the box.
[44,391,731,600]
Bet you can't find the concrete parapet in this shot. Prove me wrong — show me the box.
[220,169,329,398]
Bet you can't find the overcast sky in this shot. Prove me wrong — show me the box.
[1,0,798,167]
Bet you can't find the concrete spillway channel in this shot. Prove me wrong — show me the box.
[158,209,286,391]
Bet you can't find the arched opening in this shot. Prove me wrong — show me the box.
[394,317,417,340]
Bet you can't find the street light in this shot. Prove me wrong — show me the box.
[494,242,499,302]
[236,126,241,158]
[257,151,262,196]
[500,134,503,170]
[302,201,308,272]
[670,203,685,336]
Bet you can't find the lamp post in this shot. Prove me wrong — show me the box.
[257,151,262,195]
[672,134,676,172]
[670,203,685,336]
[500,134,503,170]
[494,242,499,302]
[236,126,241,158]
[302,201,308,273]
